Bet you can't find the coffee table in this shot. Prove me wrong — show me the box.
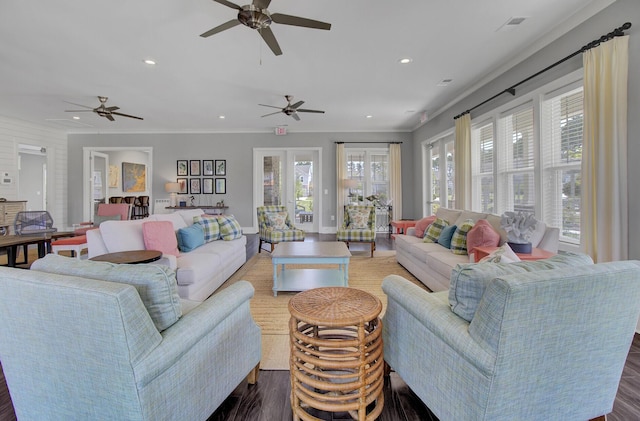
[90,250,162,264]
[0,231,75,267]
[271,241,351,297]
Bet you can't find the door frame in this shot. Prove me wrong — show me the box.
[252,147,322,233]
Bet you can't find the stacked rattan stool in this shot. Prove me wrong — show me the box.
[288,287,384,421]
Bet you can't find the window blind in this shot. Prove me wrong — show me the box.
[471,122,495,213]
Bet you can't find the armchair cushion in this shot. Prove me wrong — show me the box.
[31,254,182,331]
[265,211,288,229]
[347,209,370,229]
[449,251,595,322]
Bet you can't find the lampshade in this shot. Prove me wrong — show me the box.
[165,182,181,193]
[343,179,358,189]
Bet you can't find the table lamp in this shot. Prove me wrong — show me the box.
[344,179,359,204]
[165,182,181,207]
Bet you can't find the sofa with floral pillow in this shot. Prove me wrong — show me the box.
[394,208,559,292]
[86,208,246,302]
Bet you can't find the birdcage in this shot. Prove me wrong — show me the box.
[13,211,57,235]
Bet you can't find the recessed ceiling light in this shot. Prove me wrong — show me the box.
[143,59,156,65]
[398,57,412,64]
[72,116,80,120]
[366,115,373,119]
[218,115,226,119]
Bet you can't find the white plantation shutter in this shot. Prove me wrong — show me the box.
[541,84,583,243]
[496,103,535,215]
[471,122,495,213]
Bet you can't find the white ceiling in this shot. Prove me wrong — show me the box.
[0,0,610,134]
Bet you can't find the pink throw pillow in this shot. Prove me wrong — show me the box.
[142,221,179,257]
[466,219,500,256]
[414,215,436,238]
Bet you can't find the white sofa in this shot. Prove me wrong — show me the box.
[395,208,560,292]
[87,208,246,301]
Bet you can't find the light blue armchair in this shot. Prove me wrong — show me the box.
[0,259,261,420]
[382,259,640,421]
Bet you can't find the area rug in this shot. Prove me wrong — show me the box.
[219,249,426,370]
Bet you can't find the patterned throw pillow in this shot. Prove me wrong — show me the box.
[450,219,475,255]
[193,215,220,242]
[217,215,243,240]
[423,218,449,243]
[348,209,370,229]
[265,211,288,230]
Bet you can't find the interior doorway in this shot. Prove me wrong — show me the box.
[18,144,47,211]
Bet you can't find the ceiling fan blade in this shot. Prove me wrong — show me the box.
[252,0,272,9]
[214,0,242,10]
[111,111,144,120]
[291,113,301,121]
[290,101,304,109]
[271,13,331,30]
[261,111,283,118]
[258,27,282,56]
[297,108,325,114]
[104,114,115,122]
[258,104,283,109]
[200,19,241,38]
[105,106,120,112]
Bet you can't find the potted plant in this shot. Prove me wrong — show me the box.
[500,211,537,254]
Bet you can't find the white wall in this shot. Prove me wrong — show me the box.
[0,116,67,228]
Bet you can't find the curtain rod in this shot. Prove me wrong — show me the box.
[453,22,632,120]
[334,141,402,144]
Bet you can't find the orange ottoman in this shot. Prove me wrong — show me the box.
[51,235,88,259]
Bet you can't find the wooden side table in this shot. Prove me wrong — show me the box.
[390,220,417,238]
[289,287,384,421]
[474,245,556,262]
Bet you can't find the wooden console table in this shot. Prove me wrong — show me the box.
[165,206,228,215]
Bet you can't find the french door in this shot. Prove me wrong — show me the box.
[253,148,321,232]
[424,134,455,215]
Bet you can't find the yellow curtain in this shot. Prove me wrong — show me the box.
[389,143,402,220]
[454,113,471,210]
[581,36,628,262]
[336,143,346,227]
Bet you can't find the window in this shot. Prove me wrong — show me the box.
[470,71,583,245]
[345,149,389,204]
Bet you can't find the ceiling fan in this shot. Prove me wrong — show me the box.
[200,0,331,56]
[64,96,143,121]
[259,95,325,121]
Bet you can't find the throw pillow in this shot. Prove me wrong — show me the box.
[31,254,182,332]
[347,209,370,229]
[93,214,121,227]
[478,243,521,263]
[193,215,220,242]
[466,219,501,257]
[450,219,475,255]
[177,224,205,252]
[142,221,179,257]
[217,215,243,240]
[448,251,595,322]
[414,215,436,238]
[437,224,457,249]
[265,211,288,230]
[423,218,449,243]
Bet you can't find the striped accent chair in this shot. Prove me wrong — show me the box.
[337,205,376,257]
[257,205,305,253]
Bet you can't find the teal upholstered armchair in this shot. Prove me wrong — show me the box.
[382,254,640,421]
[257,205,305,252]
[337,205,376,257]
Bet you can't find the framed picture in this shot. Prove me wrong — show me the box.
[190,160,201,176]
[215,178,226,194]
[203,160,214,176]
[190,178,201,194]
[215,160,226,176]
[177,160,188,176]
[122,162,146,192]
[177,178,188,194]
[203,178,214,194]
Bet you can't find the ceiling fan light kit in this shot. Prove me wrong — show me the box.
[200,0,331,56]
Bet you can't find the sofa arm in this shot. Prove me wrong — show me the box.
[86,228,109,258]
[382,275,495,373]
[133,280,258,387]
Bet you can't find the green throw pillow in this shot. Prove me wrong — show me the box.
[450,219,475,255]
[423,218,449,243]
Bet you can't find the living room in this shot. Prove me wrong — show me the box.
[1,0,640,420]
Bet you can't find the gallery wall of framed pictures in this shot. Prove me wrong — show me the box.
[176,159,226,195]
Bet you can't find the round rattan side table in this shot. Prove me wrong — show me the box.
[288,287,384,421]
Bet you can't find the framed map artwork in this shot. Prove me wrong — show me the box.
[122,162,146,192]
